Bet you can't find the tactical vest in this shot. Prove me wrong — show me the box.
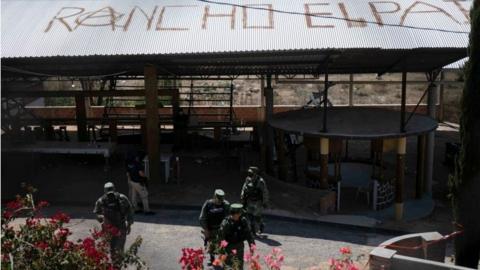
[244,180,263,202]
[205,200,228,229]
[224,217,249,245]
[100,193,126,228]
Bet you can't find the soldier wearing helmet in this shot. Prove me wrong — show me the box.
[241,166,269,236]
[93,182,133,266]
[199,189,230,265]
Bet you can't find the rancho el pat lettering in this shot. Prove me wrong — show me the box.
[44,0,470,33]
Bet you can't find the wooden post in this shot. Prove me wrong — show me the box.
[416,135,426,199]
[214,127,221,141]
[425,79,437,195]
[400,71,407,132]
[109,119,117,142]
[265,74,274,175]
[438,71,445,122]
[277,129,287,181]
[322,72,329,132]
[320,137,329,189]
[259,77,267,172]
[172,86,180,147]
[144,65,160,182]
[75,94,88,142]
[395,137,407,221]
[348,74,354,107]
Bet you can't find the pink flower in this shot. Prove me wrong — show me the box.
[340,246,351,255]
[220,240,228,248]
[26,218,40,227]
[272,247,282,254]
[55,228,70,239]
[212,258,222,266]
[349,264,360,270]
[244,251,252,261]
[250,244,257,252]
[232,249,237,255]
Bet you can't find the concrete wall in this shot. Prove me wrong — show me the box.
[24,104,434,126]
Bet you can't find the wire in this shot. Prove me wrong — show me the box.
[196,0,469,34]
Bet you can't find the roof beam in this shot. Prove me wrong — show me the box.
[2,89,177,98]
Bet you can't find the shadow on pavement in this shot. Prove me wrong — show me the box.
[29,206,396,248]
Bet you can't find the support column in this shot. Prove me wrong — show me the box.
[438,71,445,122]
[144,65,160,182]
[75,94,88,142]
[322,73,329,132]
[416,134,426,199]
[264,74,274,175]
[348,74,354,107]
[400,71,407,132]
[395,137,407,221]
[425,82,437,195]
[320,137,329,189]
[277,130,287,181]
[259,77,267,171]
[172,86,181,147]
[109,119,117,142]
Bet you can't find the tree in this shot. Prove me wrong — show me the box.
[450,0,480,267]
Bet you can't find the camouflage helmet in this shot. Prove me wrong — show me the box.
[214,189,225,200]
[247,166,259,174]
[104,182,115,194]
[230,203,243,214]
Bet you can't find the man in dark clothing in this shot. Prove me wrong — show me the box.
[199,189,230,265]
[93,182,133,266]
[219,203,255,270]
[126,152,155,215]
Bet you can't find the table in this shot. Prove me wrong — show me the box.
[2,141,115,158]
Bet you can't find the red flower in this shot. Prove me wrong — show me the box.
[91,227,105,239]
[2,211,13,220]
[340,247,351,255]
[26,218,40,227]
[103,224,121,237]
[50,212,70,224]
[2,241,13,252]
[63,241,74,251]
[37,201,49,208]
[179,248,204,270]
[35,241,49,250]
[56,228,70,239]
[81,237,108,264]
[6,200,22,211]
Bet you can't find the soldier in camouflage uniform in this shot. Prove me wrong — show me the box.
[93,182,134,266]
[240,166,269,235]
[219,203,255,270]
[199,189,230,266]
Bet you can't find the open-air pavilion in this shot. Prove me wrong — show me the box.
[1,0,472,220]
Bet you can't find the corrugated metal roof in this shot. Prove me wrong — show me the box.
[1,0,472,59]
[444,57,467,69]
